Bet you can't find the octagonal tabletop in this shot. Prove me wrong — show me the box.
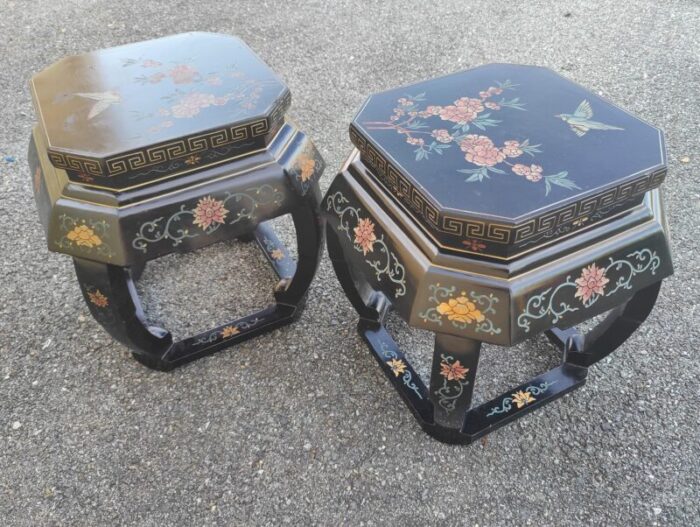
[350,64,666,259]
[31,32,289,189]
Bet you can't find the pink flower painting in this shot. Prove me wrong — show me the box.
[168,64,198,84]
[192,196,229,230]
[353,218,377,255]
[362,80,580,195]
[574,263,610,303]
[459,134,506,167]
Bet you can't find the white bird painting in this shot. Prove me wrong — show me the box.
[74,91,121,120]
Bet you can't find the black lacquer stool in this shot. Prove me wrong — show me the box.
[29,33,324,370]
[324,65,673,443]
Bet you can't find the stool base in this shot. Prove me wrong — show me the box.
[75,191,323,371]
[328,222,661,444]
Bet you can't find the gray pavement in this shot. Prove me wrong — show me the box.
[1,1,699,525]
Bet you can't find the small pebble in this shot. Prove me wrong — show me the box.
[12,421,21,430]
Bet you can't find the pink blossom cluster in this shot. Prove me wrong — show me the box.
[438,97,484,125]
[168,64,198,84]
[479,86,503,98]
[512,163,544,182]
[431,129,453,143]
[171,91,229,118]
[501,140,523,158]
[459,134,506,166]
[405,136,424,146]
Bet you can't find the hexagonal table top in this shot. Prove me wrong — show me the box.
[31,32,289,185]
[350,64,666,258]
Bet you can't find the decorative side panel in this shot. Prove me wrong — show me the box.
[326,189,407,300]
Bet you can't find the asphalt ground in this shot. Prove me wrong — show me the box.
[0,1,698,525]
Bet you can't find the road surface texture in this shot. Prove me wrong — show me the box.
[0,1,698,525]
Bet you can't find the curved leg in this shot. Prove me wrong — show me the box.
[76,185,323,371]
[328,222,660,444]
[545,281,661,367]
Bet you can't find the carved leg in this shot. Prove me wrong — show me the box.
[544,281,661,367]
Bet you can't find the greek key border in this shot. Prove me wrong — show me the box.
[349,125,666,246]
[47,90,292,179]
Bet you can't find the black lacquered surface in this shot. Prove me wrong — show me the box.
[31,32,289,188]
[350,64,666,257]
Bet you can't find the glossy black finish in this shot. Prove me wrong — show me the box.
[325,63,672,442]
[31,33,289,189]
[29,34,326,369]
[330,226,661,443]
[74,186,323,371]
[350,64,666,258]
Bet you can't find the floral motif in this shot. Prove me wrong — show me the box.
[124,59,276,134]
[132,185,284,253]
[419,284,501,335]
[297,155,316,183]
[170,92,219,118]
[87,289,109,308]
[327,191,406,298]
[462,239,486,252]
[512,163,544,182]
[574,263,610,303]
[221,325,240,338]
[387,358,407,377]
[184,154,201,166]
[440,359,469,381]
[76,172,95,183]
[431,129,453,143]
[459,134,505,167]
[192,317,262,347]
[501,140,523,158]
[517,249,660,333]
[56,216,114,258]
[168,64,198,84]
[270,249,285,261]
[511,390,536,409]
[192,196,229,231]
[486,381,557,417]
[67,225,102,248]
[378,341,423,400]
[434,354,471,414]
[363,81,580,195]
[353,218,377,255]
[436,296,485,324]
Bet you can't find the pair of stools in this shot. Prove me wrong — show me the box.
[29,33,673,444]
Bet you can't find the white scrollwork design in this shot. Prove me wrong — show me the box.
[132,185,284,252]
[192,317,262,346]
[517,248,660,332]
[485,381,557,417]
[326,191,407,298]
[417,284,501,335]
[378,341,423,400]
[434,353,470,414]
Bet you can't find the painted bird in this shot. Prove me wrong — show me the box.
[556,100,624,137]
[75,91,121,120]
